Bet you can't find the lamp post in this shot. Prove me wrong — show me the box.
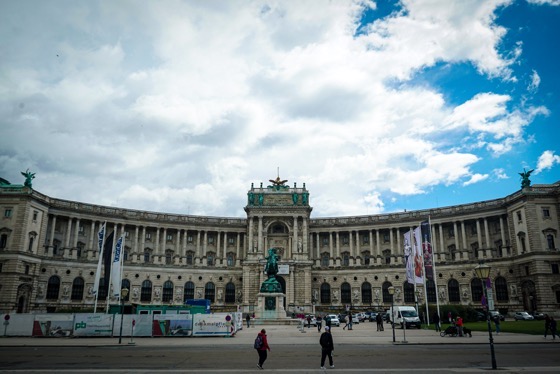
[118,287,129,344]
[474,263,497,370]
[388,286,395,343]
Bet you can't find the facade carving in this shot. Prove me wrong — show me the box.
[0,178,559,317]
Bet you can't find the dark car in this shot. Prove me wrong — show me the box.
[532,311,545,320]
[383,312,391,323]
[368,312,379,322]
[489,311,505,321]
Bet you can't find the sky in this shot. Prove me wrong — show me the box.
[1,0,559,218]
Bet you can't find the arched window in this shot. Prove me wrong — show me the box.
[205,282,215,303]
[383,249,391,265]
[46,276,60,299]
[162,281,174,302]
[320,283,331,304]
[227,253,235,267]
[225,282,236,303]
[0,233,8,249]
[471,278,483,302]
[71,277,84,301]
[448,279,460,302]
[143,250,151,263]
[186,251,194,265]
[426,279,437,303]
[165,250,173,265]
[495,276,509,301]
[207,252,215,266]
[321,253,329,267]
[340,282,351,304]
[382,281,393,303]
[141,280,152,302]
[547,234,555,250]
[404,282,415,303]
[28,236,34,252]
[121,279,130,301]
[184,281,195,301]
[361,282,372,303]
[342,252,350,266]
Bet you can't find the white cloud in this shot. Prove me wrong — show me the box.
[535,151,560,174]
[0,0,552,217]
[528,70,541,92]
[463,173,489,186]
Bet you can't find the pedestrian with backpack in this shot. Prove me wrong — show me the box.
[319,326,335,369]
[254,328,270,370]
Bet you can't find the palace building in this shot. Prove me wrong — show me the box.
[1,175,559,316]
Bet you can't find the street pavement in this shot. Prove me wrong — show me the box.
[1,321,558,373]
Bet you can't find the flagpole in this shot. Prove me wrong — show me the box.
[93,222,107,314]
[106,224,117,313]
[429,215,442,322]
[419,222,430,326]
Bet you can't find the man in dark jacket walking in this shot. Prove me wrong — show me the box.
[319,326,335,369]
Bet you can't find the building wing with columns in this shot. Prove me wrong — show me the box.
[0,176,559,316]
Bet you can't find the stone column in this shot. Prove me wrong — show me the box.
[248,217,254,253]
[87,220,95,260]
[476,219,482,259]
[483,218,491,258]
[499,216,507,257]
[292,216,298,256]
[369,230,374,264]
[460,221,467,258]
[258,216,263,254]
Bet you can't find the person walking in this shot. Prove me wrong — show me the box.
[376,312,384,331]
[255,328,270,370]
[493,315,501,335]
[342,314,350,330]
[246,314,251,328]
[549,317,560,340]
[432,312,441,332]
[307,315,312,328]
[325,315,332,330]
[544,314,551,338]
[316,315,323,332]
[319,326,335,369]
[456,316,464,337]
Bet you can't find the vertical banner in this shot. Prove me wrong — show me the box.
[420,221,434,281]
[403,230,414,284]
[111,236,124,298]
[413,227,423,284]
[92,223,106,296]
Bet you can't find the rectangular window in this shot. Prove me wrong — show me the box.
[4,209,12,218]
[470,225,477,235]
[543,208,551,219]
[322,237,329,246]
[516,211,522,222]
[362,235,369,244]
[166,234,173,241]
[552,264,559,274]
[228,237,235,245]
[208,236,214,244]
[383,233,389,243]
[448,228,455,238]
[342,236,349,245]
[146,233,152,240]
[33,211,38,221]
[125,231,130,238]
[78,226,84,233]
[187,235,193,243]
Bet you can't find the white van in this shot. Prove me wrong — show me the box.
[390,306,421,329]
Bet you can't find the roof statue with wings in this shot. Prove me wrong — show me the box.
[519,168,534,189]
[268,169,289,190]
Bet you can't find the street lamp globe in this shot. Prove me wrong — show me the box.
[474,263,491,280]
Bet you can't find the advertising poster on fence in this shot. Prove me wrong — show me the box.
[32,314,74,337]
[192,313,231,336]
[73,313,113,336]
[153,314,193,337]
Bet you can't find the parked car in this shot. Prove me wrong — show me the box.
[532,311,545,320]
[489,311,505,321]
[383,312,391,323]
[475,311,486,321]
[356,312,366,322]
[351,314,360,324]
[514,311,534,321]
[326,314,340,327]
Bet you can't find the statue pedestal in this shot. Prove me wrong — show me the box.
[254,292,296,324]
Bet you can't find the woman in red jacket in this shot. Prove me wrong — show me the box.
[256,329,271,369]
